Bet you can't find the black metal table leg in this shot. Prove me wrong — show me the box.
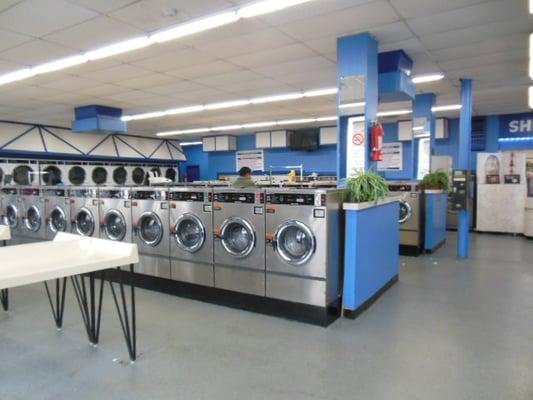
[108,264,136,362]
[44,278,68,329]
[71,272,104,345]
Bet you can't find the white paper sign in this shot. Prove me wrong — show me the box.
[236,150,264,171]
[346,117,366,174]
[377,142,403,171]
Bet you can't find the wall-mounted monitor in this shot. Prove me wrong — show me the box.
[289,129,319,151]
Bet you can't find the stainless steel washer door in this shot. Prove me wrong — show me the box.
[220,217,255,258]
[5,204,19,228]
[103,209,127,241]
[24,205,41,232]
[48,206,67,233]
[75,207,95,236]
[173,213,205,253]
[274,220,316,266]
[399,200,412,224]
[138,212,163,246]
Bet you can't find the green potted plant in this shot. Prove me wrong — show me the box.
[420,169,450,192]
[345,170,389,204]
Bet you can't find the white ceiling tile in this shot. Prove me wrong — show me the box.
[109,0,235,31]
[230,44,316,69]
[145,80,207,96]
[192,70,263,87]
[82,64,153,83]
[438,50,527,72]
[0,39,76,66]
[44,15,144,51]
[132,48,216,72]
[390,0,493,19]
[65,0,138,13]
[0,1,23,12]
[0,0,97,37]
[40,76,108,91]
[114,73,178,90]
[166,60,241,80]
[0,29,32,52]
[253,56,335,79]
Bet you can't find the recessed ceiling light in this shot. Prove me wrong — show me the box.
[432,104,462,112]
[180,141,203,146]
[237,0,314,18]
[33,55,88,74]
[411,73,445,84]
[339,102,365,109]
[376,109,412,117]
[0,68,35,85]
[85,37,152,61]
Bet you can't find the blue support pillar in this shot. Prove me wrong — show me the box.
[336,33,378,185]
[411,93,436,180]
[457,79,473,258]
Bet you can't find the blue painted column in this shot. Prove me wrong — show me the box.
[411,93,436,179]
[336,33,378,185]
[457,79,473,258]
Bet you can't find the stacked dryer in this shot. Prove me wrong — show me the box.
[70,187,100,237]
[264,189,342,308]
[212,188,266,296]
[168,187,213,286]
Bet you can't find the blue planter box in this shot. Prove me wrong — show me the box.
[342,199,400,317]
[424,191,448,252]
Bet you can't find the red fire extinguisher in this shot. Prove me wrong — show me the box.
[370,122,384,162]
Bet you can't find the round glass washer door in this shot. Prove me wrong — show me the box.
[48,206,67,233]
[220,217,255,258]
[103,209,127,241]
[24,205,42,232]
[75,207,95,236]
[173,213,205,253]
[399,200,412,224]
[274,220,316,265]
[5,204,19,228]
[138,212,163,246]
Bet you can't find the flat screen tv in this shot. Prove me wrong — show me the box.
[289,129,319,151]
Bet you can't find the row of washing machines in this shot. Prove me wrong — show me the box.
[0,159,179,186]
[0,186,342,309]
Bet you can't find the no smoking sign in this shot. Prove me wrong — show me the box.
[352,133,364,146]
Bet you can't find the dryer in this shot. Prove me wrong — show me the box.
[40,161,64,186]
[388,182,423,255]
[2,160,38,186]
[87,164,110,186]
[212,188,266,296]
[110,165,128,186]
[19,186,46,243]
[70,187,100,237]
[169,187,213,286]
[127,165,146,186]
[163,166,179,183]
[99,188,132,242]
[65,162,88,186]
[0,187,24,244]
[43,187,70,240]
[131,187,170,279]
[264,189,342,307]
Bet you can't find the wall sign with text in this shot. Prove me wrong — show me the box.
[499,112,533,138]
[377,142,403,171]
[346,117,366,174]
[236,150,264,171]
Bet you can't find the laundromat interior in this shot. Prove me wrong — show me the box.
[0,1,532,399]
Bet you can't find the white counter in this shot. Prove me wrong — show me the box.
[0,225,10,241]
[0,233,138,290]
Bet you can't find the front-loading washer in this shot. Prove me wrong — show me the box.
[70,187,100,237]
[131,187,170,279]
[19,186,46,243]
[99,187,132,243]
[264,189,342,307]
[388,182,423,255]
[43,187,70,240]
[0,187,24,244]
[169,187,213,286]
[212,188,265,296]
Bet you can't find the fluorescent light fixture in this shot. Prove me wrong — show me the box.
[33,55,88,74]
[432,104,462,112]
[180,141,203,146]
[242,121,277,129]
[238,0,314,18]
[303,87,338,97]
[85,37,152,60]
[530,33,533,79]
[250,92,304,104]
[156,115,333,137]
[150,11,240,43]
[530,0,533,14]
[412,73,445,84]
[204,99,250,110]
[376,109,412,117]
[123,87,337,121]
[529,86,533,109]
[339,102,365,109]
[412,126,425,131]
[0,68,35,85]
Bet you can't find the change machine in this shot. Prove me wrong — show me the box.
[450,170,470,211]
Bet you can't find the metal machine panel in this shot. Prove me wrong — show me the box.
[266,274,327,307]
[214,265,265,296]
[43,187,71,240]
[131,188,170,279]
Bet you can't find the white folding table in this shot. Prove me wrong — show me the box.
[0,224,11,311]
[0,233,139,361]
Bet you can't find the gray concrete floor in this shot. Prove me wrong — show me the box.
[0,232,532,400]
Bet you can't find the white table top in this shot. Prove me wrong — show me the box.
[0,233,138,290]
[0,225,11,241]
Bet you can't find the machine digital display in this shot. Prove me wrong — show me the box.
[1,188,17,195]
[72,189,95,198]
[169,192,205,202]
[214,192,257,203]
[267,193,315,205]
[43,189,67,196]
[20,188,40,196]
[100,190,126,199]
[131,190,165,200]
